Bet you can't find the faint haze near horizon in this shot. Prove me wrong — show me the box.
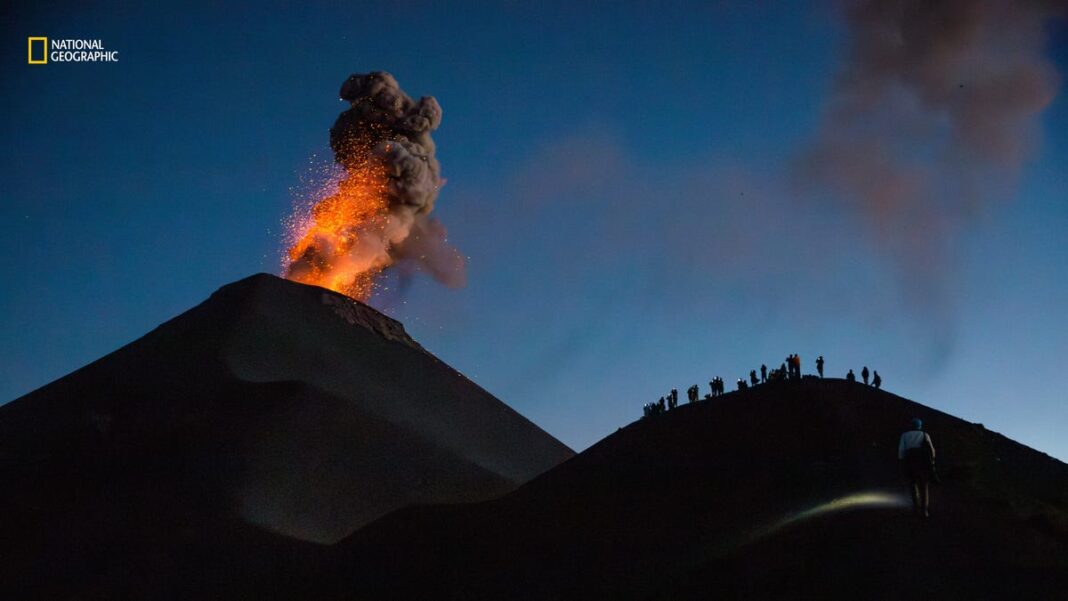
[1,1,1066,462]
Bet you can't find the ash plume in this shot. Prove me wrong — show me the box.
[797,0,1062,356]
[285,72,465,301]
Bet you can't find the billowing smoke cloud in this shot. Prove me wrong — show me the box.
[797,0,1062,356]
[285,72,465,301]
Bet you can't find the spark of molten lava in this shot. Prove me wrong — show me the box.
[284,149,393,302]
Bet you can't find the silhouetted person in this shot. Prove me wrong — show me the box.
[750,370,759,386]
[669,389,678,410]
[862,366,870,385]
[760,364,767,383]
[688,385,698,404]
[899,418,936,518]
[873,371,882,389]
[658,397,666,413]
[793,354,801,379]
[780,362,787,379]
[816,355,824,378]
[846,369,855,382]
[737,379,745,391]
[709,381,716,398]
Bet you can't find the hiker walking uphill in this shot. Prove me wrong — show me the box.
[872,371,882,389]
[899,418,937,518]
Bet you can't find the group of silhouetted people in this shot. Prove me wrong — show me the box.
[644,354,891,419]
[785,354,802,379]
[845,366,881,388]
[709,377,725,397]
[643,388,679,417]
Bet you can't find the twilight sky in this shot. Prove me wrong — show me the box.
[2,1,1066,460]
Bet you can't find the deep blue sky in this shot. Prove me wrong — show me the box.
[2,2,1066,460]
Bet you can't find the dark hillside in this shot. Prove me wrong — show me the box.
[0,274,572,599]
[326,378,1068,600]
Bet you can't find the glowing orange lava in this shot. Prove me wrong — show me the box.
[285,157,392,301]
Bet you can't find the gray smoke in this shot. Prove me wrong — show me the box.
[333,71,464,287]
[287,71,464,296]
[797,0,1062,357]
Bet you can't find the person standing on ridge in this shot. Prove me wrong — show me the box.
[760,364,767,383]
[862,366,870,385]
[873,371,882,389]
[899,418,936,518]
[750,370,759,386]
[816,355,824,378]
[846,369,855,382]
[669,388,678,410]
[794,354,802,379]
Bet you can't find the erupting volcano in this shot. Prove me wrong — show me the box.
[285,72,465,301]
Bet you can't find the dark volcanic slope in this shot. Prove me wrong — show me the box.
[326,379,1068,600]
[0,274,572,599]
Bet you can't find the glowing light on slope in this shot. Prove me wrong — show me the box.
[747,491,911,543]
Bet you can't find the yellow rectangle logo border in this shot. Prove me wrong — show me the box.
[28,37,48,64]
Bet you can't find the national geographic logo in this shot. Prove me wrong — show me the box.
[27,37,119,64]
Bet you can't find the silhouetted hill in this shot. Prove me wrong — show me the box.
[323,379,1068,600]
[4,278,1066,599]
[0,274,572,599]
